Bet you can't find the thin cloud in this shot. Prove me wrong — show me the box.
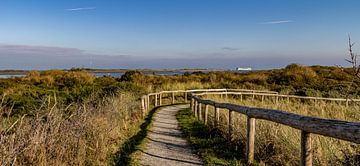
[66,7,96,11]
[260,20,293,24]
[221,47,239,51]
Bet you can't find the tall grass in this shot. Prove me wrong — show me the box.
[0,92,142,165]
[202,95,360,165]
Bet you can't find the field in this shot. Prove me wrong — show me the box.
[0,64,359,165]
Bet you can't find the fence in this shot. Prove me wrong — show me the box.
[140,89,360,166]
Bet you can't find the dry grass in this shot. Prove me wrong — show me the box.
[0,92,142,165]
[203,95,360,165]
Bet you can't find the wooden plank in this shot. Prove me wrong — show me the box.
[301,131,312,166]
[246,117,256,164]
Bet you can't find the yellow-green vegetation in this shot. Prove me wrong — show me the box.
[124,64,360,98]
[0,70,147,165]
[199,95,360,165]
[1,64,359,165]
[177,108,246,165]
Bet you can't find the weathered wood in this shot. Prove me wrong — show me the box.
[190,98,194,113]
[246,117,256,164]
[141,97,146,118]
[155,94,158,107]
[192,95,360,143]
[194,101,198,118]
[159,93,162,105]
[301,131,312,166]
[228,109,233,139]
[172,92,175,104]
[185,92,188,102]
[198,103,202,121]
[215,107,220,127]
[147,95,150,111]
[204,104,209,125]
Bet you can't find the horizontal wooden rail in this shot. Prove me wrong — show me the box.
[194,91,360,102]
[192,96,360,143]
[140,88,360,166]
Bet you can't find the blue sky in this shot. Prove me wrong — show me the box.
[0,0,360,70]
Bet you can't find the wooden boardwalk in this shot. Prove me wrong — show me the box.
[140,105,203,166]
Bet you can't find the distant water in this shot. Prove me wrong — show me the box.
[0,74,26,79]
[93,71,187,77]
[0,71,189,79]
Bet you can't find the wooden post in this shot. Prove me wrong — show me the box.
[228,109,233,140]
[190,98,194,113]
[194,100,198,118]
[155,94,158,107]
[198,103,202,121]
[246,117,256,164]
[147,95,150,111]
[172,92,175,104]
[261,95,264,102]
[184,92,188,103]
[159,93,162,106]
[141,97,146,118]
[300,131,312,166]
[252,94,255,101]
[204,104,209,125]
[346,99,349,107]
[240,94,243,102]
[215,107,220,127]
[275,95,279,104]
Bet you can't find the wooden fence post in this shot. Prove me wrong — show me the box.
[185,92,188,103]
[159,93,162,106]
[191,98,194,113]
[141,97,146,118]
[228,109,233,140]
[194,100,198,118]
[147,95,150,111]
[198,103,202,121]
[276,95,279,104]
[204,104,209,125]
[300,131,312,166]
[215,107,220,127]
[240,94,243,102]
[246,117,256,164]
[261,95,264,102]
[155,94,158,107]
[172,92,175,104]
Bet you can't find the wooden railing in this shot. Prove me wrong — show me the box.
[140,89,360,166]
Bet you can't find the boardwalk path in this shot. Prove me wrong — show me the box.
[140,105,203,166]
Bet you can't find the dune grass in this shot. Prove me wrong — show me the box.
[176,108,247,166]
[197,95,360,165]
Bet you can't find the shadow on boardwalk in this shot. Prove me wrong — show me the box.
[111,105,160,166]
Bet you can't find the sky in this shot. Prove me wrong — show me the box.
[0,0,360,70]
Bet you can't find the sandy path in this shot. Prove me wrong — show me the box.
[139,105,203,166]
